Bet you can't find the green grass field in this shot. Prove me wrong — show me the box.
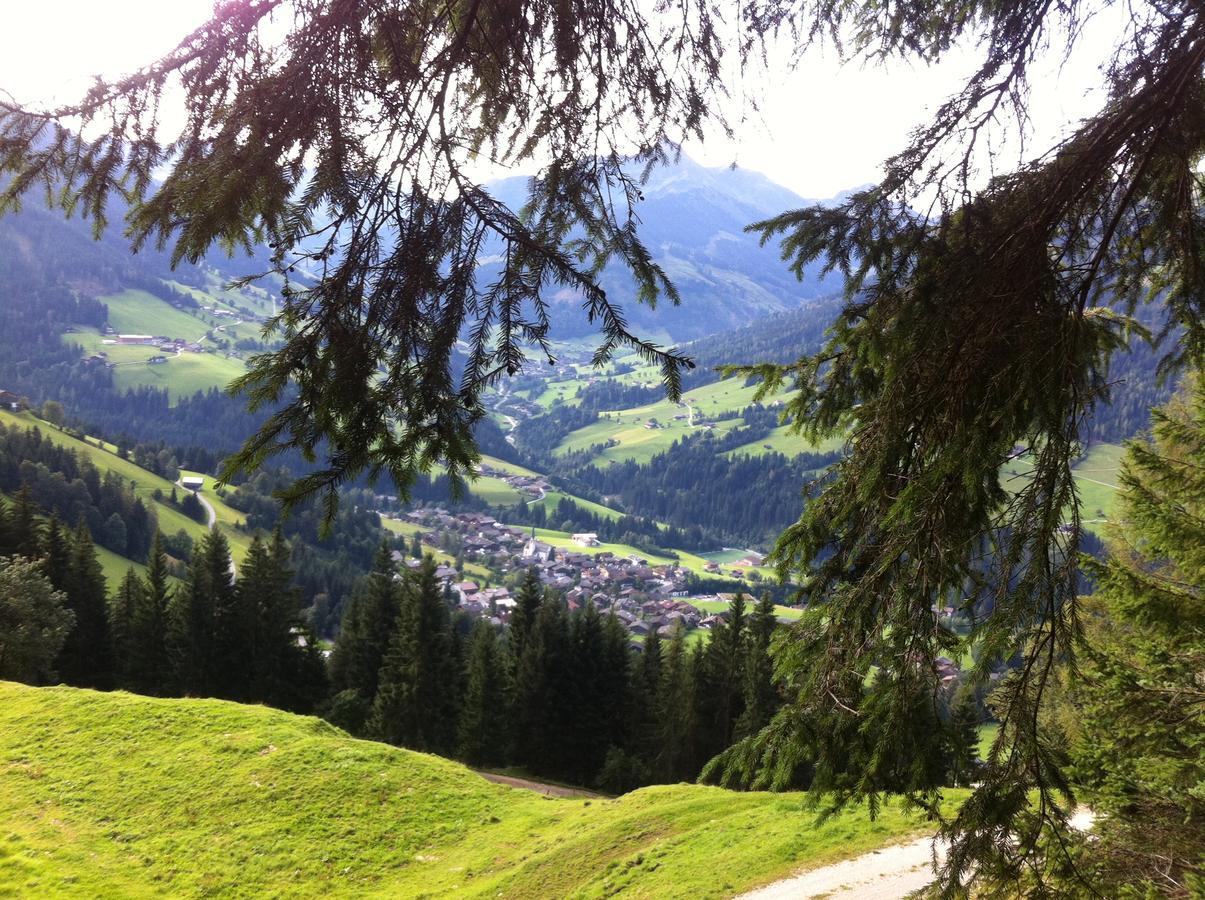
[723,424,846,459]
[690,598,803,621]
[0,682,959,898]
[555,378,797,466]
[99,289,213,341]
[1000,442,1125,533]
[0,410,251,561]
[110,351,249,401]
[535,490,626,522]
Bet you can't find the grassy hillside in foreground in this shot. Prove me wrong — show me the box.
[0,683,960,899]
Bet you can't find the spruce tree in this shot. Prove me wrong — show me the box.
[694,594,747,762]
[629,626,663,769]
[736,594,779,740]
[328,541,401,706]
[169,529,235,696]
[0,496,13,557]
[108,567,145,687]
[1052,380,1205,896]
[10,484,41,558]
[457,621,510,767]
[565,602,610,782]
[57,521,112,688]
[130,533,173,695]
[508,567,543,668]
[655,629,695,782]
[944,687,982,788]
[513,597,571,775]
[369,558,457,754]
[40,515,71,592]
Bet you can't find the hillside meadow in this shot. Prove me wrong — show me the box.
[0,682,962,898]
[0,409,251,570]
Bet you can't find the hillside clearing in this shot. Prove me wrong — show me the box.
[0,682,961,898]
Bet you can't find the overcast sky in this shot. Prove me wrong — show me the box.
[1,1,1118,199]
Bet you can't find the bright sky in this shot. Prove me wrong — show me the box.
[0,0,1119,199]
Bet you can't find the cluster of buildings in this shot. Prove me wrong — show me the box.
[385,507,760,643]
[100,334,205,355]
[475,462,552,501]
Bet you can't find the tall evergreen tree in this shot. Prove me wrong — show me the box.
[629,626,663,767]
[507,567,544,670]
[40,515,71,593]
[655,629,695,783]
[564,602,610,782]
[457,621,510,767]
[694,594,747,762]
[736,594,779,740]
[108,567,145,686]
[10,484,41,558]
[369,558,458,754]
[513,597,571,774]
[1054,380,1205,896]
[57,521,112,688]
[328,541,401,706]
[130,533,173,695]
[169,529,235,696]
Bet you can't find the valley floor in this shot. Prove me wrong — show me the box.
[0,682,965,898]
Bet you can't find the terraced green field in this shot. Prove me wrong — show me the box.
[0,682,958,898]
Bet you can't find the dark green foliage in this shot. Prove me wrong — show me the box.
[108,567,145,686]
[944,689,981,789]
[693,594,747,762]
[737,594,780,740]
[178,491,206,524]
[56,521,112,688]
[457,621,510,767]
[0,555,73,684]
[513,596,572,772]
[0,424,158,561]
[327,542,401,708]
[1049,381,1205,897]
[128,533,173,695]
[369,557,459,754]
[168,530,236,696]
[655,630,696,783]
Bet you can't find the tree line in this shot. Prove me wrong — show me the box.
[0,424,158,561]
[327,558,981,793]
[0,493,325,711]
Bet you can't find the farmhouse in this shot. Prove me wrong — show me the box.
[571,532,600,547]
[0,390,28,411]
[181,475,205,491]
[116,334,156,345]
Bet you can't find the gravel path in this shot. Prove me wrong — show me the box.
[737,836,943,900]
[738,808,1096,899]
[476,771,603,799]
